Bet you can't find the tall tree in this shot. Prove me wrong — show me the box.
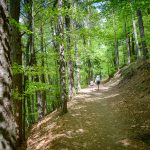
[137,9,148,59]
[0,1,17,149]
[24,0,35,126]
[75,43,81,92]
[38,23,47,118]
[65,0,75,100]
[10,0,23,145]
[113,12,119,69]
[124,21,131,64]
[56,0,68,114]
[130,0,141,59]
[29,0,44,120]
[131,33,136,60]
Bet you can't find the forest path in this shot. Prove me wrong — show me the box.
[27,81,150,150]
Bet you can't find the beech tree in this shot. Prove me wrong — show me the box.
[137,9,148,59]
[130,0,141,59]
[65,0,76,100]
[124,21,131,64]
[0,1,17,149]
[56,0,68,114]
[10,0,23,144]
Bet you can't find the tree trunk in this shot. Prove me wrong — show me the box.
[132,18,141,59]
[30,0,36,66]
[137,9,148,59]
[130,0,141,59]
[68,60,75,100]
[131,33,135,56]
[40,24,46,116]
[0,1,17,149]
[26,89,33,125]
[75,43,81,92]
[37,89,43,119]
[56,0,68,114]
[10,0,23,145]
[65,0,75,100]
[113,13,119,69]
[30,0,43,119]
[24,0,35,125]
[27,0,41,121]
[87,59,93,83]
[124,22,131,64]
[51,20,62,111]
[87,39,93,83]
[73,2,81,92]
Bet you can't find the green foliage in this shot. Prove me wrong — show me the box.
[12,89,23,101]
[25,81,50,94]
[12,63,24,75]
[9,18,32,34]
[18,0,150,129]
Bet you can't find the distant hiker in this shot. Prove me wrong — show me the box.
[95,75,101,90]
[90,80,94,86]
[89,80,94,90]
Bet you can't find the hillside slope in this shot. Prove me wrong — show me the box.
[108,60,150,147]
[22,60,150,150]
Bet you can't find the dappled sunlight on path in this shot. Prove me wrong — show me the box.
[26,82,150,150]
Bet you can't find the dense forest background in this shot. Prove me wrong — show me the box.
[0,0,149,149]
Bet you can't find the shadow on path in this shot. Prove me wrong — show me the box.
[27,84,150,150]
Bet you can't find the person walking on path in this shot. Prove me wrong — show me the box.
[95,75,101,90]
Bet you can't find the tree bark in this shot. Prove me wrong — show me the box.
[68,60,75,100]
[124,22,131,64]
[26,0,42,120]
[130,0,141,59]
[75,43,81,92]
[57,0,68,114]
[40,24,46,117]
[24,0,37,125]
[87,39,93,84]
[37,89,43,119]
[132,18,141,59]
[30,1,42,120]
[137,9,148,59]
[0,1,17,149]
[113,13,119,69]
[10,0,23,145]
[73,2,81,92]
[65,0,75,100]
[131,33,135,56]
[30,0,36,66]
[87,59,93,83]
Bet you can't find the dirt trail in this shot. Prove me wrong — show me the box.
[26,80,150,150]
